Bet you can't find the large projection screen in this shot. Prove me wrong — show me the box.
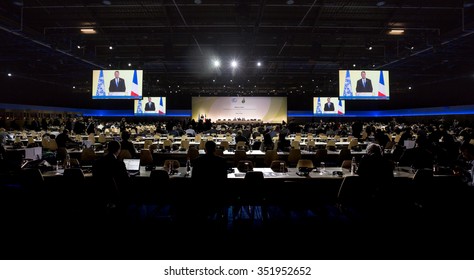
[313,97,345,115]
[92,70,143,99]
[192,97,287,123]
[338,70,390,100]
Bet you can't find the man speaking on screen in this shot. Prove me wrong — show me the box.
[144,97,156,111]
[355,71,373,93]
[109,70,126,92]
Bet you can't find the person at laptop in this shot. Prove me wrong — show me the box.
[93,140,129,207]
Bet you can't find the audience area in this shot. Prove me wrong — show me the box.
[1,115,474,259]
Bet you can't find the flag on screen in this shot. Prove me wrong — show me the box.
[316,97,322,114]
[337,99,344,115]
[377,70,386,97]
[131,69,139,96]
[343,70,353,97]
[136,99,143,114]
[95,70,106,96]
[158,97,165,114]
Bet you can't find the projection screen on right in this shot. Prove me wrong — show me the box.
[192,97,287,123]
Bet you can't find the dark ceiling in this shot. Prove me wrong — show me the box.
[1,0,474,111]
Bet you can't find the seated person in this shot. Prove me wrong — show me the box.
[93,141,129,206]
[357,143,394,180]
[191,141,228,182]
[398,135,433,169]
[120,131,137,158]
[235,130,249,146]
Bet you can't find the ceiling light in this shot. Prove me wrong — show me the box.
[230,60,238,68]
[408,86,412,90]
[388,29,405,35]
[109,46,113,50]
[213,60,220,68]
[257,61,262,67]
[80,28,96,34]
[7,73,12,77]
[287,0,294,5]
[352,64,356,67]
[128,63,132,67]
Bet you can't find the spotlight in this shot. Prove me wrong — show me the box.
[7,73,12,77]
[109,45,113,50]
[213,60,220,68]
[366,43,373,50]
[257,61,262,67]
[230,60,238,68]
[128,63,132,67]
[352,64,356,67]
[408,86,412,90]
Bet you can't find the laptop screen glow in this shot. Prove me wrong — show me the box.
[123,159,140,171]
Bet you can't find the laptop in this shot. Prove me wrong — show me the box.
[123,158,141,176]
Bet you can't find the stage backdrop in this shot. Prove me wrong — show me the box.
[192,97,287,123]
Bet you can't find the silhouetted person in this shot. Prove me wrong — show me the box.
[191,141,228,182]
[186,141,228,222]
[93,140,129,208]
[120,131,137,158]
[55,129,75,148]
